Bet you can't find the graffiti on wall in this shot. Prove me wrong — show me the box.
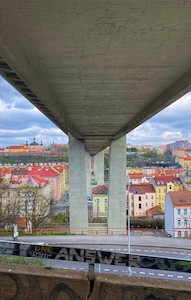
[0,241,191,273]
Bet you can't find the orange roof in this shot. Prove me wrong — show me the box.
[183,156,191,161]
[32,175,49,185]
[168,191,191,206]
[8,145,28,149]
[147,205,164,215]
[158,169,184,175]
[129,173,144,179]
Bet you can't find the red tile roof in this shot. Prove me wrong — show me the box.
[158,169,184,176]
[129,183,155,194]
[153,175,181,185]
[27,166,60,177]
[168,191,191,206]
[92,184,108,195]
[146,205,164,216]
[32,175,49,185]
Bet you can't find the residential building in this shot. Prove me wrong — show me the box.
[146,205,164,220]
[127,172,148,185]
[92,184,108,219]
[172,148,187,157]
[177,156,191,168]
[165,191,191,238]
[27,164,63,201]
[151,175,184,211]
[180,169,191,191]
[128,183,156,217]
[53,163,69,193]
[7,145,29,153]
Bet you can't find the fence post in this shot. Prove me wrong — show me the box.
[88,263,94,281]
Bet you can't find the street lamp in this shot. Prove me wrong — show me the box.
[127,181,132,275]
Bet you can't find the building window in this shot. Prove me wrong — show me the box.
[139,203,142,209]
[169,185,172,190]
[177,209,181,215]
[151,203,154,207]
[146,203,148,207]
[131,195,133,199]
[151,195,154,200]
[184,209,187,215]
[184,219,188,226]
[178,219,181,226]
[158,189,161,193]
[178,231,181,237]
[139,196,141,201]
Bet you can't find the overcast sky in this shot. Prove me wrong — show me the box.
[0,75,191,148]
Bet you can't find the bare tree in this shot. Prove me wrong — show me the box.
[18,186,51,230]
[0,178,20,229]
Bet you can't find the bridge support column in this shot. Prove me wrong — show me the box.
[69,134,89,234]
[92,151,104,185]
[108,136,127,235]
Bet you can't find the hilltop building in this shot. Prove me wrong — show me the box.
[28,138,44,152]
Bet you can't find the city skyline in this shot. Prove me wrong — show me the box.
[0,76,191,148]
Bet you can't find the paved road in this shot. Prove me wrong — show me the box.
[1,235,191,281]
[42,259,191,282]
[1,235,191,250]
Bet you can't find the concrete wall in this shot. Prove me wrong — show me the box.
[0,264,89,300]
[1,264,191,300]
[90,274,191,300]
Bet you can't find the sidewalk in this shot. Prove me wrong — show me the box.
[1,235,191,250]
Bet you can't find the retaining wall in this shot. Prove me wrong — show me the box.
[0,264,191,300]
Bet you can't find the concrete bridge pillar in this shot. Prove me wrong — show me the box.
[69,134,89,234]
[92,151,104,185]
[108,136,127,235]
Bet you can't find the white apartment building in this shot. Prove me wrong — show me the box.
[165,191,191,238]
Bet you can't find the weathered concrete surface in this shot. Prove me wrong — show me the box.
[108,136,127,234]
[90,274,191,300]
[69,134,88,234]
[1,2,191,154]
[1,264,191,300]
[0,264,89,300]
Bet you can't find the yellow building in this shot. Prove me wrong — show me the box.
[178,156,191,168]
[92,185,108,219]
[126,167,142,175]
[8,145,29,153]
[152,176,183,212]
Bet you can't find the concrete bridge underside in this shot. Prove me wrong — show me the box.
[1,1,191,234]
[1,1,191,155]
